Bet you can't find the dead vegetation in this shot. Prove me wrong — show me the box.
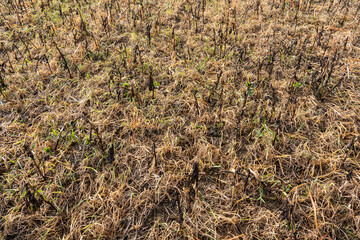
[0,0,360,239]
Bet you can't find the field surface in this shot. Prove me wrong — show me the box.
[1,0,360,239]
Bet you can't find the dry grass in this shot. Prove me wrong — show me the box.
[1,0,360,239]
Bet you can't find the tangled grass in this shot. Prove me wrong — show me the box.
[1,0,360,239]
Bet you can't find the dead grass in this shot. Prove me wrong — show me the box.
[1,0,360,239]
